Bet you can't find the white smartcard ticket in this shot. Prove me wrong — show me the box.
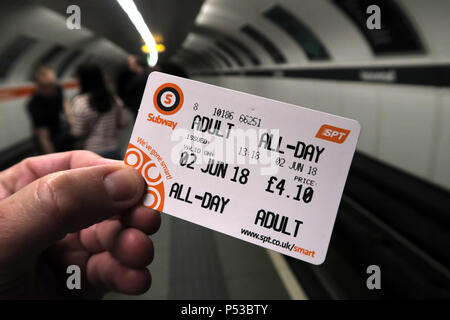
[124,71,360,264]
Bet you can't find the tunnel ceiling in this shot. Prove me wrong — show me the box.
[173,0,430,71]
[28,0,204,62]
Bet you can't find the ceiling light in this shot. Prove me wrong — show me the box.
[116,0,158,66]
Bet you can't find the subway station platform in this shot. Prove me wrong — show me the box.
[1,0,449,300]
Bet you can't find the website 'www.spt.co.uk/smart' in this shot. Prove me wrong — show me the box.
[240,228,317,259]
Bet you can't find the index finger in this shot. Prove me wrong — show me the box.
[0,150,121,197]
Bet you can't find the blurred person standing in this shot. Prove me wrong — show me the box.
[70,64,130,160]
[27,66,72,153]
[115,61,135,104]
[122,55,155,116]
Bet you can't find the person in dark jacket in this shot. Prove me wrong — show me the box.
[27,66,70,153]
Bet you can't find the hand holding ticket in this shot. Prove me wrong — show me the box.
[124,72,360,264]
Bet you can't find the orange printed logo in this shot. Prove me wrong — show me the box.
[124,143,165,211]
[315,124,350,144]
[153,83,184,115]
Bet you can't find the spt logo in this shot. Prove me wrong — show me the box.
[153,83,184,115]
[315,124,350,144]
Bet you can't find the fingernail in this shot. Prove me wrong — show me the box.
[104,168,140,201]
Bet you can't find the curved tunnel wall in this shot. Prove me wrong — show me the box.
[0,1,128,155]
[173,0,450,191]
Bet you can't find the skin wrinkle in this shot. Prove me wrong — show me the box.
[90,224,101,250]
[13,160,34,194]
[78,229,97,257]
[22,157,39,181]
[32,174,75,246]
[0,179,12,199]
[0,194,27,248]
[89,224,105,253]
[0,158,38,198]
[0,170,14,199]
[36,175,63,232]
[99,222,121,252]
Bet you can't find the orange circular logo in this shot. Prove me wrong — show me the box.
[153,83,184,115]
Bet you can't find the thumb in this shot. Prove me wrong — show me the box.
[0,164,145,261]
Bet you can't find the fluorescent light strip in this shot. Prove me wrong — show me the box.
[116,0,158,66]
